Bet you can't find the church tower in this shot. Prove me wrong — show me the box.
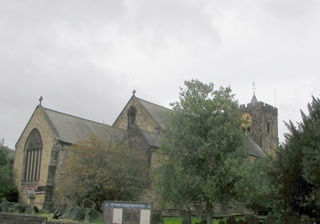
[239,94,279,155]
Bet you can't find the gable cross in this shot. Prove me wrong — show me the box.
[39,96,43,105]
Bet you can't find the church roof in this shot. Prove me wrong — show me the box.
[136,97,172,129]
[30,97,266,158]
[42,107,127,144]
[243,137,266,158]
[141,130,162,147]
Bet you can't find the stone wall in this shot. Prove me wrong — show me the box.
[0,213,90,224]
[50,143,73,211]
[14,106,57,209]
[0,212,46,224]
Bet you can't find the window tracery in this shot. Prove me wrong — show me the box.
[24,129,42,182]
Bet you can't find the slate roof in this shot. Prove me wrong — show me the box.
[43,107,127,144]
[141,130,162,147]
[243,137,266,158]
[136,97,172,129]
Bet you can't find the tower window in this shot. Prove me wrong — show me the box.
[24,129,42,182]
[127,105,137,127]
[267,120,271,134]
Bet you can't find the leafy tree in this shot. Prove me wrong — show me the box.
[0,139,18,202]
[156,80,247,223]
[236,155,279,214]
[59,132,148,211]
[271,96,320,219]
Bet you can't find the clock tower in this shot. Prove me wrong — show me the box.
[239,94,279,155]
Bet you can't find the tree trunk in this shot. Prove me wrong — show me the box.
[206,200,213,224]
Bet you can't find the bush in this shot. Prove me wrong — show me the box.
[0,200,26,213]
[1,186,19,202]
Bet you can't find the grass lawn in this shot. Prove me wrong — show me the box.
[163,217,241,224]
[163,216,282,224]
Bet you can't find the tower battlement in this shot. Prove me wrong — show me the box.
[239,101,278,114]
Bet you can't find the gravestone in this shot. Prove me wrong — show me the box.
[103,201,152,224]
[181,209,191,224]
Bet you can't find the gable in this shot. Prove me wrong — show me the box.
[113,96,171,133]
[15,106,58,148]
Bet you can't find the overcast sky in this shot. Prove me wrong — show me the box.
[1,0,319,148]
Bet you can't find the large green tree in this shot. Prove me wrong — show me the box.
[236,155,279,214]
[271,96,320,219]
[59,133,148,211]
[156,80,247,223]
[0,139,18,202]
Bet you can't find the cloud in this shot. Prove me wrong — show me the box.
[1,0,320,147]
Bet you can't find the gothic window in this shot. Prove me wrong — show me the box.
[127,105,137,127]
[24,129,42,182]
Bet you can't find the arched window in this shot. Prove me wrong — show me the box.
[24,129,42,182]
[127,105,137,127]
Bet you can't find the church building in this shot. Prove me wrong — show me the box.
[13,92,279,211]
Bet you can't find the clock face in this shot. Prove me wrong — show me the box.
[241,113,252,128]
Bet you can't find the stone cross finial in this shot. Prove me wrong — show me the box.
[39,96,43,105]
[132,90,136,96]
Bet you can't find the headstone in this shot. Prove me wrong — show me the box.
[181,209,191,224]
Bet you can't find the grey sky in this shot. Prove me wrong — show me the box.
[1,0,319,148]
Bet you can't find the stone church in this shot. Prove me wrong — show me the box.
[13,92,279,211]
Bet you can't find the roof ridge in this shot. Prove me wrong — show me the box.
[136,97,172,111]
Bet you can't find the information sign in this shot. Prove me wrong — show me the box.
[103,201,152,224]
